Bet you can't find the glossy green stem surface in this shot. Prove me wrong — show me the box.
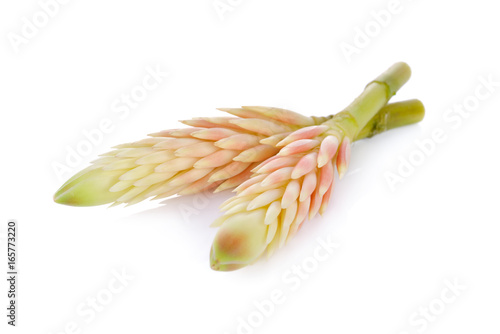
[355,99,425,140]
[324,62,412,139]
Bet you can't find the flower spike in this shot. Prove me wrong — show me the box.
[210,63,426,271]
[53,63,426,274]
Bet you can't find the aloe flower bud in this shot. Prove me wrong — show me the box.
[210,63,424,271]
[54,109,328,207]
[54,97,424,208]
[210,209,268,271]
[54,97,422,208]
[210,120,349,270]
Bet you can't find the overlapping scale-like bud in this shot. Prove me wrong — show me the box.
[210,121,352,271]
[54,107,329,207]
[53,62,425,273]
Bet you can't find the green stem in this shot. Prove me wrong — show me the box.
[313,99,425,140]
[355,99,425,140]
[324,62,412,139]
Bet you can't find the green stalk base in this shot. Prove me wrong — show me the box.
[324,62,412,139]
[355,99,425,140]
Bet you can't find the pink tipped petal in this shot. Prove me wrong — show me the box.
[234,174,267,193]
[317,135,339,168]
[168,127,205,137]
[247,188,285,211]
[241,106,315,126]
[116,148,155,158]
[278,214,291,248]
[256,156,300,174]
[318,160,334,196]
[102,158,137,171]
[142,182,176,198]
[223,202,252,216]
[308,188,323,220]
[136,151,176,165]
[181,117,240,130]
[191,128,239,141]
[319,183,334,215]
[238,183,262,197]
[119,165,156,181]
[144,182,175,197]
[217,107,264,119]
[116,186,149,203]
[229,118,292,136]
[214,178,241,193]
[147,130,172,137]
[279,139,320,156]
[220,195,254,212]
[277,125,329,147]
[145,180,189,199]
[281,201,300,245]
[266,221,279,244]
[292,197,310,230]
[214,134,261,150]
[155,157,197,172]
[149,128,202,138]
[233,145,279,163]
[153,138,202,150]
[115,138,165,148]
[194,150,240,168]
[283,200,298,229]
[261,167,294,187]
[208,161,250,182]
[336,137,351,179]
[281,180,301,209]
[109,180,134,193]
[286,198,310,242]
[239,176,290,197]
[265,201,282,225]
[215,165,256,193]
[133,172,176,187]
[168,168,213,187]
[91,156,117,165]
[153,185,189,200]
[252,156,279,172]
[291,152,318,179]
[259,133,291,146]
[180,119,218,128]
[175,142,219,157]
[178,177,221,196]
[299,171,317,202]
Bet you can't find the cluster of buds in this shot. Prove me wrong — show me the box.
[54,108,331,206]
[210,123,348,270]
[55,63,424,271]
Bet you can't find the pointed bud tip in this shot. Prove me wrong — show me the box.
[54,168,127,207]
[317,157,328,168]
[210,210,268,271]
[336,137,351,180]
[210,246,248,272]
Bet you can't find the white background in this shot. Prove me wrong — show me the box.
[1,1,499,333]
